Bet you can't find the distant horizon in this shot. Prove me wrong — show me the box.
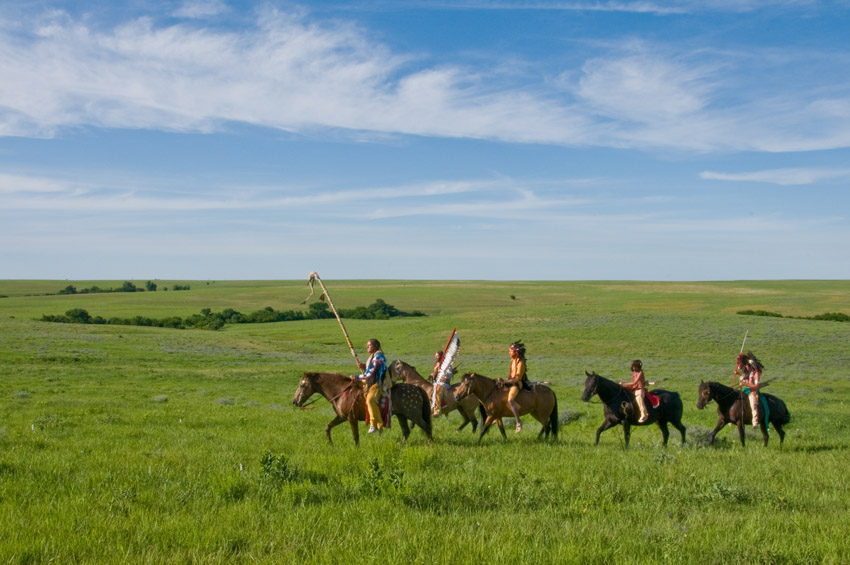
[4,277,848,283]
[2,1,849,280]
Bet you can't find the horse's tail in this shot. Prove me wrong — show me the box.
[418,386,433,437]
[549,393,559,439]
[777,397,791,425]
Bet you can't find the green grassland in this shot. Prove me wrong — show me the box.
[1,279,849,564]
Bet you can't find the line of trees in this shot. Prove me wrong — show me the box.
[40,299,425,330]
[58,281,190,294]
[737,309,850,323]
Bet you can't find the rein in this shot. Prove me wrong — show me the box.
[300,378,359,410]
[710,383,741,403]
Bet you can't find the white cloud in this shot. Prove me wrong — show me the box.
[0,6,849,152]
[406,1,817,16]
[700,168,850,185]
[575,51,714,122]
[173,0,229,19]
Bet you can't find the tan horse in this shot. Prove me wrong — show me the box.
[292,372,432,446]
[453,372,559,444]
[388,360,484,433]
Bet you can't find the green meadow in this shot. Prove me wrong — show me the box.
[1,279,849,563]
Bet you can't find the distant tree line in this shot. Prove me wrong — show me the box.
[57,281,190,294]
[40,299,425,330]
[737,309,850,323]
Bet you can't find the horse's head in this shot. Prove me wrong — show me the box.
[293,372,318,407]
[387,359,401,382]
[581,371,599,402]
[696,380,712,410]
[453,373,475,400]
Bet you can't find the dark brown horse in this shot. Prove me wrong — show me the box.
[696,380,790,447]
[453,372,558,444]
[388,359,485,433]
[292,372,432,446]
[581,371,686,448]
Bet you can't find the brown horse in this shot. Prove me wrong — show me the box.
[292,372,433,446]
[453,372,559,444]
[388,359,484,433]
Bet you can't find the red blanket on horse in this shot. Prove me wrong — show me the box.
[365,394,392,429]
[647,392,660,409]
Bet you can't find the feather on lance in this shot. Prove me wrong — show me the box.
[436,329,460,382]
[302,271,362,372]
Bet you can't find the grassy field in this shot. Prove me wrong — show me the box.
[1,279,849,563]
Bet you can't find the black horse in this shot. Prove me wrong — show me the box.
[696,380,790,447]
[581,371,686,447]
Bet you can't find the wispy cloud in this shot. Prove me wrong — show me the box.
[372,1,819,16]
[173,0,229,19]
[0,5,848,152]
[700,167,850,185]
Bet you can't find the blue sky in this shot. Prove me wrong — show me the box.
[1,0,849,280]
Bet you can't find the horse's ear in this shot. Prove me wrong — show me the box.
[585,371,591,377]
[700,379,704,384]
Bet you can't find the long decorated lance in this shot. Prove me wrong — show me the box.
[442,328,457,357]
[734,330,748,435]
[731,330,749,386]
[302,272,362,372]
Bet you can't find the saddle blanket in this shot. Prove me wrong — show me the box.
[647,392,660,409]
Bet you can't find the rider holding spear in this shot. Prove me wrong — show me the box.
[430,329,460,417]
[735,350,764,429]
[303,272,390,434]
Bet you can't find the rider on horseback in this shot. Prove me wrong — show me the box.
[735,351,763,429]
[620,359,649,423]
[352,338,389,434]
[506,341,530,433]
[429,350,453,417]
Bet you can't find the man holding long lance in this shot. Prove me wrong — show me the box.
[430,329,460,417]
[732,330,765,429]
[303,272,390,433]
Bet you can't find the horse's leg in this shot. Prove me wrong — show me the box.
[494,418,508,441]
[658,421,670,447]
[396,415,411,442]
[673,419,687,444]
[528,408,547,440]
[456,407,472,432]
[760,421,769,447]
[709,418,727,445]
[478,415,495,444]
[595,419,617,446]
[325,414,346,445]
[623,420,631,448]
[775,421,786,445]
[347,416,360,447]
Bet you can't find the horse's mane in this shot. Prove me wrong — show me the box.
[305,371,347,380]
[707,380,734,393]
[588,371,619,387]
[465,371,494,382]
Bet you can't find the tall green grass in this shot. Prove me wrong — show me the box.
[1,280,849,563]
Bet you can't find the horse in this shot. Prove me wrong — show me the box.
[696,380,790,447]
[388,359,485,433]
[581,371,686,448]
[452,372,558,444]
[292,372,433,446]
